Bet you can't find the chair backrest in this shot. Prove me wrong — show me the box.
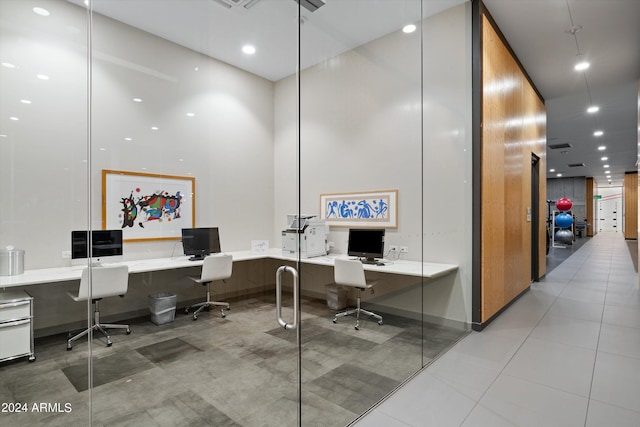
[77,265,129,300]
[334,258,367,288]
[200,254,233,283]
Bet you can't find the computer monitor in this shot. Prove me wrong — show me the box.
[347,228,385,264]
[71,229,123,262]
[181,227,221,261]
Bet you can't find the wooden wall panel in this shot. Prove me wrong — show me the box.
[586,178,596,237]
[480,14,547,322]
[624,172,638,239]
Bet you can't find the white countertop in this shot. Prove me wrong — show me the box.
[0,248,458,288]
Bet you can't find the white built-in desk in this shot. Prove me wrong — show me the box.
[1,250,457,289]
[0,249,458,338]
[0,248,457,289]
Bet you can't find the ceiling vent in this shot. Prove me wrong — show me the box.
[548,142,572,150]
[295,0,326,13]
[568,163,585,168]
[211,0,263,10]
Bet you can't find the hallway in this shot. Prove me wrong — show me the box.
[356,232,640,426]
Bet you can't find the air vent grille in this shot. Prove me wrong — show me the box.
[295,0,326,12]
[549,143,572,150]
[211,0,262,9]
[567,163,585,168]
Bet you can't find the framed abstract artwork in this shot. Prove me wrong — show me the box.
[102,170,195,242]
[320,189,398,228]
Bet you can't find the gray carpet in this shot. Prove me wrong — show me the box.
[0,293,467,427]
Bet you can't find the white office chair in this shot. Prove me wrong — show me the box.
[333,258,383,330]
[67,265,131,350]
[185,254,233,320]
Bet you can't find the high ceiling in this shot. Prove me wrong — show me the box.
[68,0,639,187]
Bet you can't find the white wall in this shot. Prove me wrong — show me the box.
[1,0,472,324]
[0,0,275,268]
[274,4,472,323]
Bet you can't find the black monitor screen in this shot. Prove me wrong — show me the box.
[181,227,221,261]
[347,228,385,262]
[71,229,123,259]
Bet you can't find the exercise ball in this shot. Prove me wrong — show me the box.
[555,212,574,228]
[555,229,574,245]
[556,197,573,212]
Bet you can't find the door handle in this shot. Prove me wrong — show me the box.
[275,265,299,330]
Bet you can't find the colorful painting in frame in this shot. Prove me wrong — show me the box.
[320,190,398,228]
[102,170,195,242]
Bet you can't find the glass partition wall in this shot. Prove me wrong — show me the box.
[0,1,470,426]
[294,2,425,424]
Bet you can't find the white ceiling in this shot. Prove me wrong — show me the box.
[70,0,639,187]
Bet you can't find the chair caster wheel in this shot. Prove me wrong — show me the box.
[332,319,337,324]
[192,315,198,321]
[185,308,190,314]
[29,356,36,362]
[354,326,359,331]
[221,313,226,318]
[107,342,112,347]
[67,346,72,351]
[378,320,383,326]
[126,329,131,335]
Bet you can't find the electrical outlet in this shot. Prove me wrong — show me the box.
[389,245,398,252]
[61,250,71,259]
[400,246,409,253]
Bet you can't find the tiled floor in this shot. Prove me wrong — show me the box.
[355,231,640,427]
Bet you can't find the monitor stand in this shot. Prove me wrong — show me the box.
[188,254,207,261]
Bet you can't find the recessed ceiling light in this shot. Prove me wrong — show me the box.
[20,99,31,104]
[549,168,556,172]
[587,106,599,113]
[593,130,603,137]
[242,45,256,55]
[133,98,142,102]
[124,137,132,141]
[402,24,416,33]
[1,62,16,68]
[151,126,159,131]
[186,112,195,117]
[9,117,19,121]
[574,61,590,71]
[33,7,50,16]
[601,157,608,161]
[598,146,606,151]
[37,74,49,80]
[556,173,563,177]
[603,164,609,168]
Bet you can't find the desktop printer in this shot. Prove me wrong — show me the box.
[282,215,327,258]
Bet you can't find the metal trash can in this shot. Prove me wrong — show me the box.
[0,247,25,276]
[326,284,348,310]
[148,292,177,325]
